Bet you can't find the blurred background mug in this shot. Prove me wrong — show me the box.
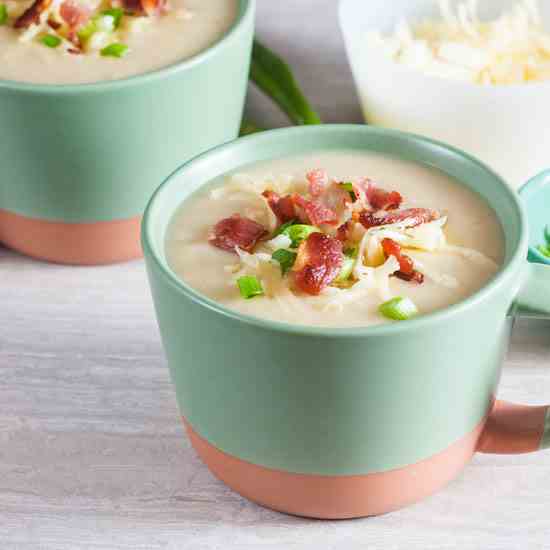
[0,0,254,265]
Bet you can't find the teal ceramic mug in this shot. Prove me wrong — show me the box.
[142,125,550,519]
[0,0,254,265]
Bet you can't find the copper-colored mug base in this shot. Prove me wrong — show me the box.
[0,209,142,265]
[184,418,485,520]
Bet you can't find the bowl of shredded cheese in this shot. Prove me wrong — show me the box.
[340,0,550,188]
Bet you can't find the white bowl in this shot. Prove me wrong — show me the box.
[339,0,550,188]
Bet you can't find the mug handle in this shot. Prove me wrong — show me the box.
[478,262,550,454]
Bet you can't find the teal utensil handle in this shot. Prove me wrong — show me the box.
[516,262,550,318]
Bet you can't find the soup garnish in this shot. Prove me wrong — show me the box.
[3,0,171,57]
[205,168,497,321]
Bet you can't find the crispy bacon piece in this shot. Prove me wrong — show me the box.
[359,208,439,230]
[381,238,424,284]
[118,0,164,15]
[306,169,329,198]
[292,194,338,226]
[47,18,62,30]
[14,0,53,28]
[336,220,353,243]
[208,214,267,254]
[262,190,296,224]
[395,270,425,284]
[293,232,343,295]
[141,0,165,14]
[60,0,90,28]
[366,181,402,211]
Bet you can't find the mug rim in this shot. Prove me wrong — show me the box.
[142,124,528,338]
[0,0,253,95]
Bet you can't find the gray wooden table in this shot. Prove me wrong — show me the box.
[2,2,550,548]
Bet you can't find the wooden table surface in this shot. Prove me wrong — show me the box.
[2,1,550,548]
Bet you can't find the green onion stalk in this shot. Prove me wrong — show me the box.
[240,39,322,136]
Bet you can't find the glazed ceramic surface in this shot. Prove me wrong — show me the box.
[143,126,550,518]
[339,0,550,188]
[0,0,254,264]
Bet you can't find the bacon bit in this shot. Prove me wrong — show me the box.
[209,214,267,254]
[293,232,343,295]
[395,270,425,284]
[119,0,164,15]
[359,208,439,230]
[67,48,82,54]
[47,18,62,30]
[381,238,424,284]
[141,0,165,14]
[366,181,403,211]
[306,169,329,198]
[292,194,339,226]
[262,190,296,224]
[336,220,353,243]
[60,0,90,29]
[14,0,53,29]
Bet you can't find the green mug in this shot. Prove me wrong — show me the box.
[0,0,254,265]
[142,125,550,519]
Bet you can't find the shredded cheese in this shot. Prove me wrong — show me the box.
[214,172,497,314]
[367,0,550,84]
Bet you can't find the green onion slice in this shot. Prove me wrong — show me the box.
[537,244,550,258]
[41,34,62,48]
[272,249,297,275]
[283,224,318,248]
[339,181,356,202]
[334,256,355,284]
[272,219,298,238]
[101,7,123,28]
[0,3,8,25]
[237,275,264,299]
[343,246,359,259]
[100,42,128,58]
[77,20,97,41]
[379,297,419,321]
[545,224,550,246]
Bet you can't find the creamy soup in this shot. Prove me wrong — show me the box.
[166,151,504,328]
[0,0,238,84]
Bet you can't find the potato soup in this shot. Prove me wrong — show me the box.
[165,151,504,328]
[0,0,238,84]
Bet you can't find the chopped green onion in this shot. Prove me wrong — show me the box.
[77,20,97,42]
[101,7,124,28]
[545,224,550,245]
[537,244,550,258]
[273,219,298,238]
[272,249,297,275]
[100,42,128,58]
[94,14,115,32]
[237,276,264,299]
[344,246,359,259]
[41,34,62,48]
[283,224,319,248]
[0,4,8,25]
[334,256,355,283]
[379,297,419,321]
[339,181,357,202]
